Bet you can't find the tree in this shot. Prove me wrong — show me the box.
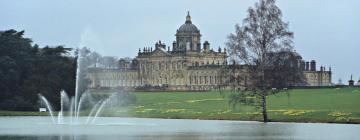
[24,45,75,110]
[118,57,132,69]
[226,0,304,122]
[99,56,118,69]
[88,52,102,68]
[0,29,76,111]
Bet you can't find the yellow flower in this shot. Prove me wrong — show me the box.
[135,106,144,109]
[136,108,156,113]
[165,109,186,113]
[283,110,305,116]
[221,110,232,114]
[185,98,224,103]
[269,109,288,112]
[276,110,315,116]
[246,112,261,115]
[328,112,351,117]
[190,111,202,114]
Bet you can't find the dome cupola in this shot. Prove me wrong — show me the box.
[173,11,202,52]
[177,11,200,34]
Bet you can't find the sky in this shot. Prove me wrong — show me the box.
[1,0,359,83]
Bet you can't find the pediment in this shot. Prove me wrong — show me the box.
[150,48,171,57]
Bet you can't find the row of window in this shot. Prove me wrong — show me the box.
[139,59,225,71]
[189,76,221,85]
[94,73,137,80]
[98,80,140,87]
[140,62,185,71]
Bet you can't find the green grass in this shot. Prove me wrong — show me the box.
[117,87,360,123]
[0,111,49,116]
[2,87,360,123]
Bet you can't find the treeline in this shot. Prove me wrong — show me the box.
[0,29,76,111]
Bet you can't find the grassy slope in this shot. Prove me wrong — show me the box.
[1,88,360,123]
[266,88,360,123]
[97,87,360,123]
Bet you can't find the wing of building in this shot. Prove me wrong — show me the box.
[87,12,332,91]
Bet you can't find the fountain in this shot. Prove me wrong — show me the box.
[38,47,112,125]
[39,91,111,125]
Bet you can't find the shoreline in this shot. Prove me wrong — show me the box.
[0,111,359,125]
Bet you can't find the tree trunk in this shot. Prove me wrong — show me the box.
[261,94,268,122]
[260,59,268,123]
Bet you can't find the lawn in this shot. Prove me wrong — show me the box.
[1,87,360,123]
[102,87,360,123]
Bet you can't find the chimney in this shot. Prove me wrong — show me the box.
[203,41,210,52]
[172,41,177,51]
[300,61,305,71]
[310,60,316,71]
[305,62,309,71]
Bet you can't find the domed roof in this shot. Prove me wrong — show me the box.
[293,50,302,59]
[177,11,200,34]
[178,24,199,33]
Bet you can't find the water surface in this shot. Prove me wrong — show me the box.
[0,116,358,140]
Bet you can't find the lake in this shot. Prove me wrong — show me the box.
[0,116,358,140]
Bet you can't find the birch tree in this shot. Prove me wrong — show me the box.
[226,0,304,122]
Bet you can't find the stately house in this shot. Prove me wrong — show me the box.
[87,12,332,91]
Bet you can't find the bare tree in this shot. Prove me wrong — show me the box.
[99,56,118,69]
[226,0,304,122]
[118,57,132,70]
[88,52,102,68]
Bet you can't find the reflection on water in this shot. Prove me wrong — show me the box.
[0,117,359,140]
[1,135,219,140]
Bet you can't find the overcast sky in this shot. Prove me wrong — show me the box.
[1,0,359,83]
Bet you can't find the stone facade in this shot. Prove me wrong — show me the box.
[87,12,332,90]
[303,66,332,86]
